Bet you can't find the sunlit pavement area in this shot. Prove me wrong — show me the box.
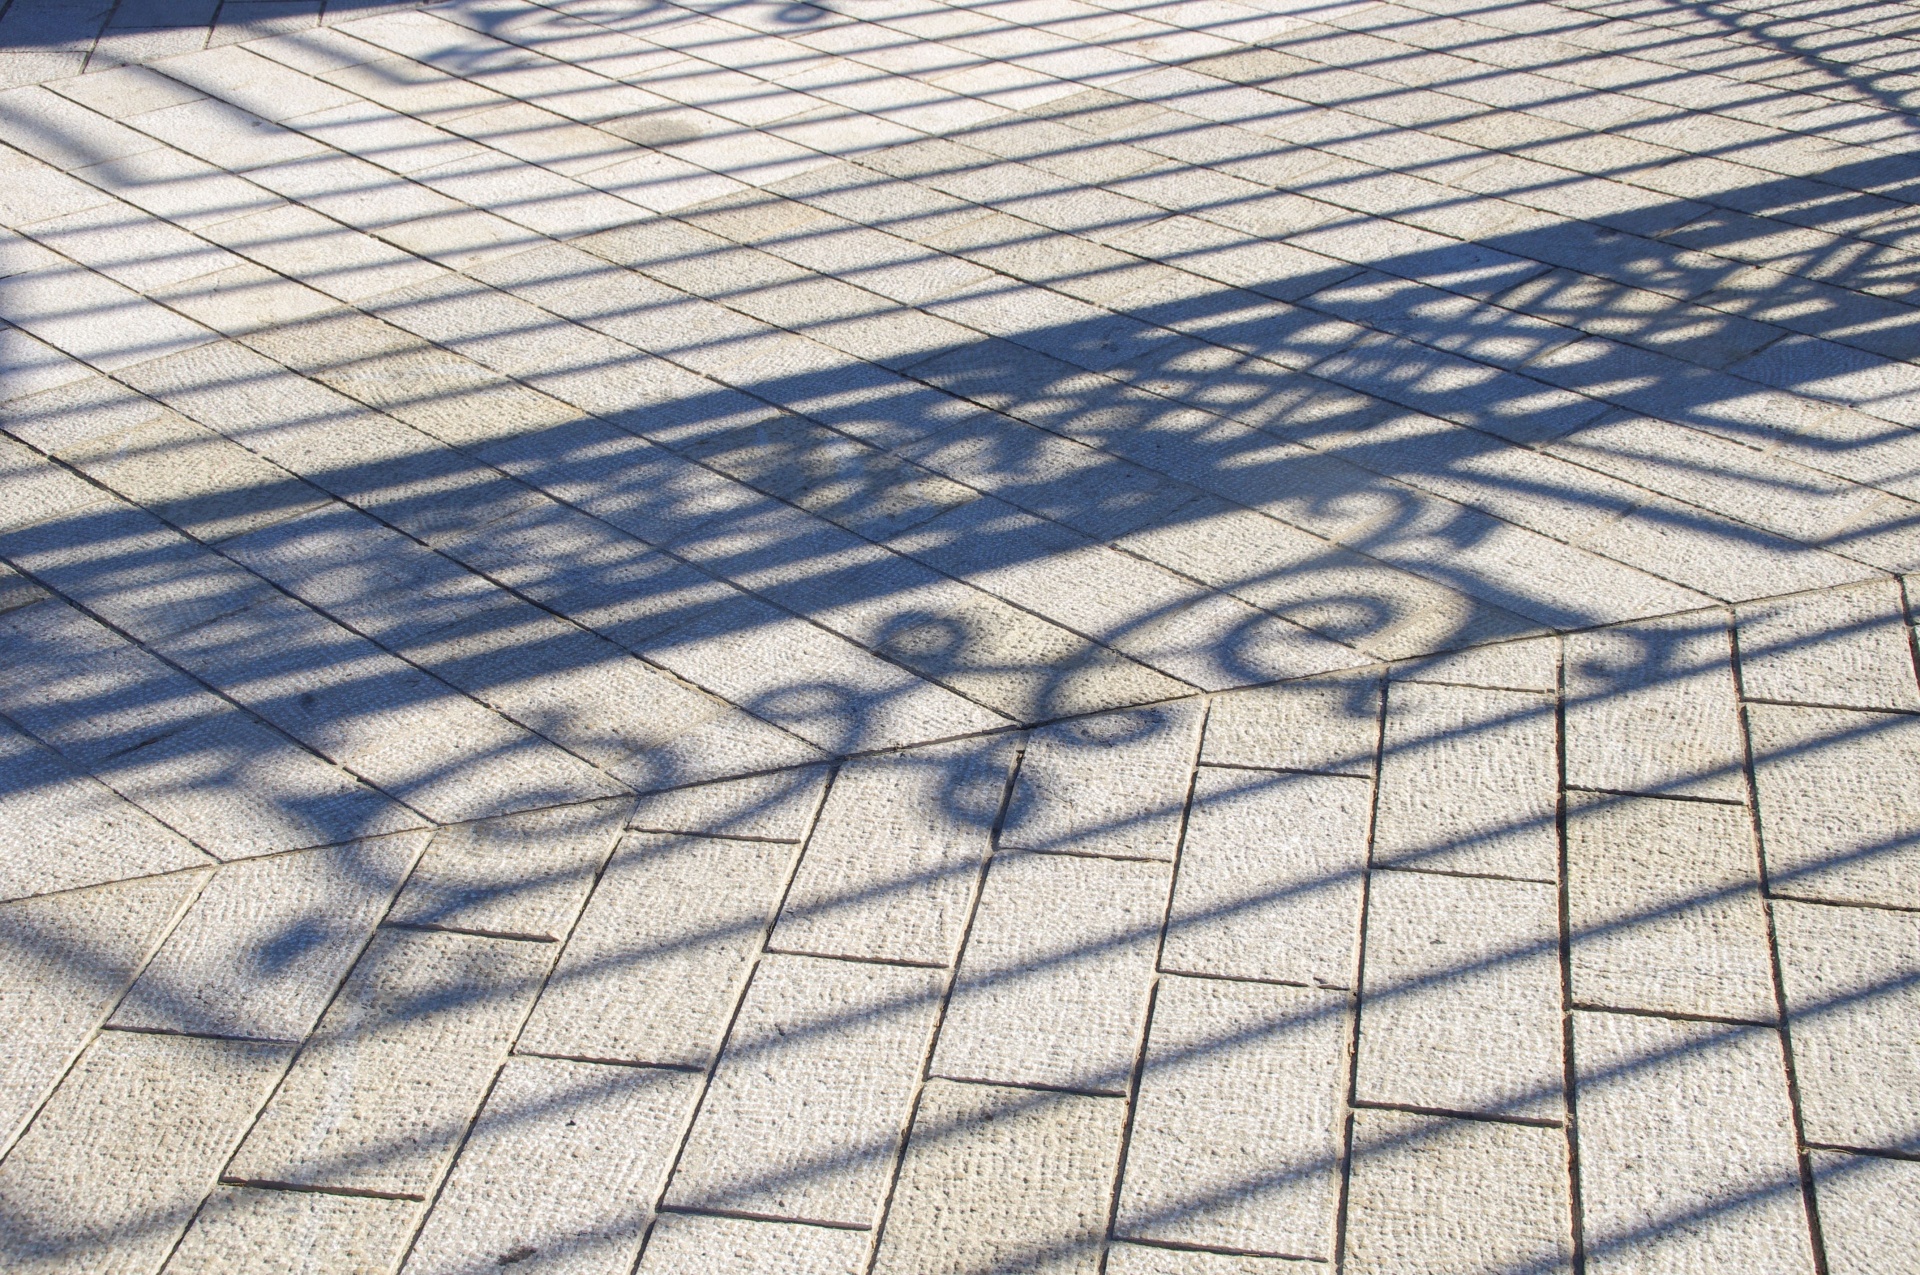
[2,0,1920,1269]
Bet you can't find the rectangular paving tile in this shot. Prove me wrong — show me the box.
[1372,679,1558,880]
[166,1187,421,1275]
[1114,975,1347,1259]
[1000,701,1204,859]
[387,798,629,941]
[1356,870,1563,1121]
[402,1056,702,1275]
[932,850,1168,1094]
[0,1030,292,1275]
[1343,1110,1573,1275]
[112,833,424,1041]
[1104,1246,1322,1274]
[637,1214,873,1275]
[1810,1151,1920,1275]
[1573,1010,1815,1275]
[1201,672,1381,776]
[225,926,554,1197]
[1162,766,1370,988]
[1566,792,1777,1023]
[1737,580,1920,712]
[1565,614,1747,800]
[517,831,794,1069]
[663,953,945,1228]
[627,767,830,841]
[872,1080,1128,1275]
[1772,899,1920,1156]
[773,736,1015,966]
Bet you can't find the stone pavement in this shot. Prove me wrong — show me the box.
[1,0,1919,1268]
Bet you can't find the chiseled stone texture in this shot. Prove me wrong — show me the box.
[0,872,205,1153]
[627,767,830,840]
[387,798,629,941]
[871,1080,1128,1275]
[1748,704,1920,909]
[1115,975,1347,1259]
[1772,900,1920,1156]
[1394,637,1558,694]
[1373,680,1558,880]
[1201,672,1380,776]
[1104,1246,1323,1274]
[773,736,1014,965]
[402,1056,701,1275]
[665,954,944,1227]
[1573,1011,1815,1275]
[1566,793,1776,1023]
[1810,1151,1920,1275]
[1565,615,1745,800]
[1000,701,1204,859]
[932,850,1167,1094]
[164,1186,421,1275]
[226,926,554,1197]
[636,1214,873,1275]
[517,832,794,1068]
[1736,582,1920,712]
[112,833,427,1040]
[0,1031,293,1275]
[1343,1110,1573,1275]
[1163,766,1369,988]
[1356,870,1563,1121]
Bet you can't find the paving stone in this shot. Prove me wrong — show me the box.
[1114,975,1347,1259]
[1000,701,1203,859]
[932,850,1167,1094]
[111,833,426,1041]
[1162,766,1370,988]
[225,926,554,1197]
[1201,672,1381,775]
[636,1214,873,1275]
[388,799,628,942]
[774,736,1015,966]
[664,954,944,1227]
[0,872,204,1153]
[1566,793,1777,1023]
[164,1187,421,1275]
[872,1080,1128,1275]
[1343,1110,1573,1275]
[1748,703,1920,908]
[1103,1246,1322,1274]
[0,1030,293,1275]
[402,1056,701,1275]
[628,767,829,841]
[1372,680,1558,880]
[1565,614,1747,801]
[1772,900,1920,1156]
[517,832,793,1068]
[1810,1150,1920,1275]
[1737,580,1920,711]
[1355,870,1563,1121]
[1573,1011,1816,1275]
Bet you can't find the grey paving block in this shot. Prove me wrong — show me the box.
[1748,703,1920,908]
[0,1030,293,1275]
[1000,701,1203,859]
[1573,1011,1815,1275]
[1737,580,1920,711]
[1773,900,1920,1155]
[1356,870,1563,1121]
[872,1080,1128,1275]
[1114,975,1347,1259]
[1565,614,1747,800]
[1343,1110,1573,1275]
[517,832,793,1068]
[1811,1150,1920,1275]
[225,926,554,1197]
[628,767,829,840]
[664,954,944,1228]
[1373,680,1558,880]
[388,799,628,941]
[1566,793,1777,1023]
[1104,1246,1322,1274]
[774,736,1015,966]
[402,1056,701,1275]
[932,850,1168,1094]
[1200,671,1380,775]
[164,1186,421,1275]
[111,832,426,1041]
[1162,767,1370,988]
[0,872,205,1153]
[636,1214,873,1275]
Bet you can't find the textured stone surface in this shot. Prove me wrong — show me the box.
[165,1187,421,1275]
[636,1214,873,1275]
[1201,672,1380,776]
[1737,581,1920,712]
[1001,701,1204,858]
[1565,616,1746,801]
[628,767,830,841]
[1104,1248,1322,1275]
[1810,1151,1920,1275]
